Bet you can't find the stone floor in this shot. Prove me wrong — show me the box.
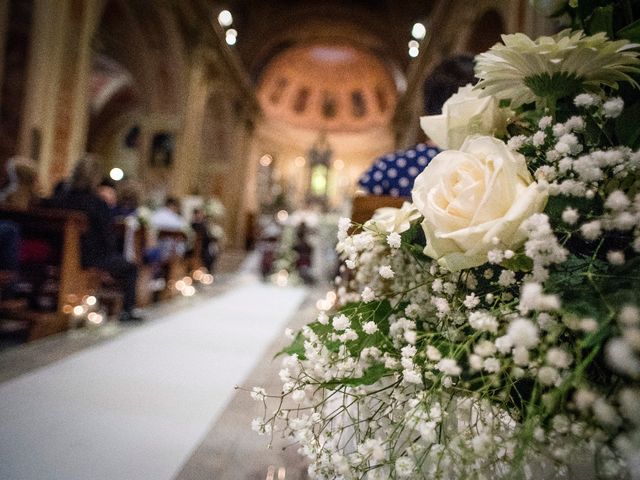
[175,290,322,480]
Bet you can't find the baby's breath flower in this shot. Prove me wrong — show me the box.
[561,207,579,225]
[337,217,351,241]
[533,131,547,147]
[539,116,553,129]
[464,293,480,309]
[580,220,602,241]
[363,321,378,335]
[574,93,598,107]
[250,386,267,401]
[426,345,442,361]
[538,366,560,385]
[607,250,625,265]
[603,97,624,118]
[387,232,402,249]
[469,311,499,333]
[605,190,630,211]
[507,317,540,349]
[483,357,501,373]
[498,270,516,287]
[565,116,585,132]
[507,135,527,151]
[332,314,350,331]
[378,265,395,279]
[436,358,462,376]
[361,286,375,303]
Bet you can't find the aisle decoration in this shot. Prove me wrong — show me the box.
[251,7,640,479]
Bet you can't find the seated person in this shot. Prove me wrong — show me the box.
[151,197,188,232]
[358,55,476,197]
[49,155,142,322]
[150,197,191,259]
[0,156,39,209]
[97,178,118,215]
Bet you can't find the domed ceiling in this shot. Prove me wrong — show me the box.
[257,44,397,132]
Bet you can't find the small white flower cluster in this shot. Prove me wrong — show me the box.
[249,80,640,479]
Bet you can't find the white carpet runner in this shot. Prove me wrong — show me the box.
[0,279,307,480]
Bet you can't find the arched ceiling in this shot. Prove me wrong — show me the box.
[217,0,434,82]
[257,44,397,132]
[215,0,433,131]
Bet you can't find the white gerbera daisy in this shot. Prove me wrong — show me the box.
[475,30,640,107]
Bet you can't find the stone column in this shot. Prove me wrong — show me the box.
[225,113,254,248]
[172,50,209,196]
[18,0,102,192]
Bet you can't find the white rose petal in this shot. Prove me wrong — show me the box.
[365,201,420,234]
[420,85,510,150]
[412,136,548,271]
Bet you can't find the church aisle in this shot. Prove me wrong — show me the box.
[0,279,307,480]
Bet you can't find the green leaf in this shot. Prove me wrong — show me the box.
[544,195,600,227]
[615,101,640,148]
[321,363,390,388]
[524,72,584,101]
[501,253,533,272]
[586,5,614,37]
[400,220,421,244]
[617,18,640,42]
[278,331,307,359]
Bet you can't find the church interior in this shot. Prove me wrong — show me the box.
[0,1,579,479]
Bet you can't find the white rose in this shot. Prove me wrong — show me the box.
[420,85,509,150]
[412,136,548,271]
[364,201,420,234]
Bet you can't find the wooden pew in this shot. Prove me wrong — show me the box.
[0,206,94,340]
[112,221,198,305]
[350,195,407,226]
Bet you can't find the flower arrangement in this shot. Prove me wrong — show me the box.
[249,7,640,479]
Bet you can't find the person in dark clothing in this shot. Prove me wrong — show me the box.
[293,222,314,285]
[50,155,142,322]
[191,207,217,272]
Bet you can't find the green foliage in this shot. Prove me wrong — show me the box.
[586,5,615,36]
[615,101,640,148]
[524,72,586,101]
[321,363,390,388]
[618,18,640,42]
[279,330,307,359]
[501,253,534,272]
[573,0,639,38]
